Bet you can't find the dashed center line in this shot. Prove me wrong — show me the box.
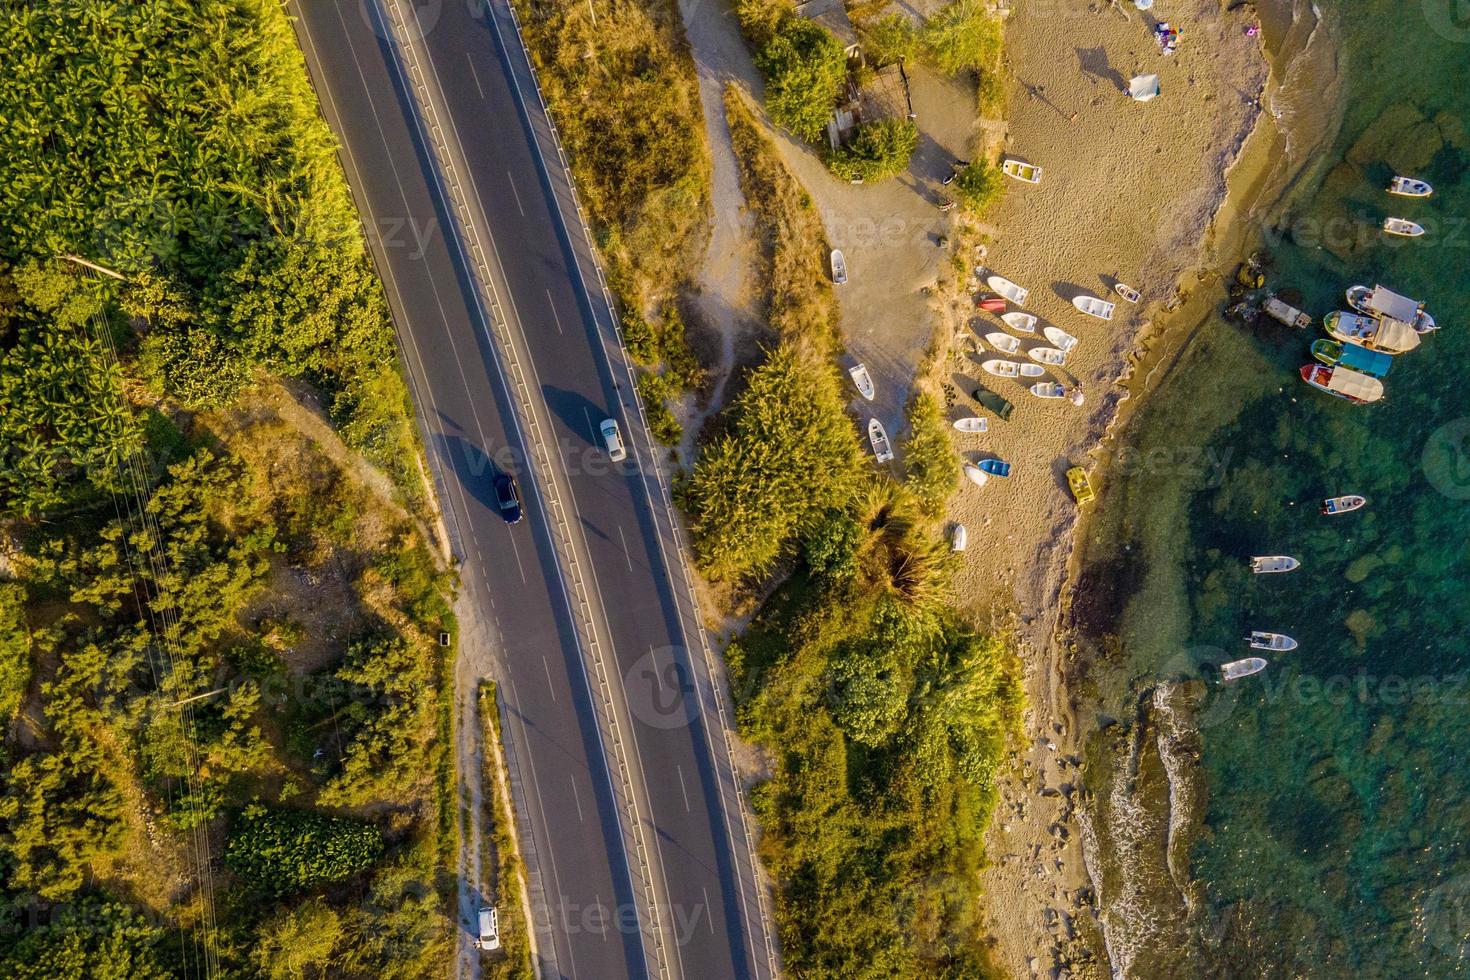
[547,289,565,333]
[506,170,526,215]
[571,777,585,823]
[617,526,634,571]
[676,764,691,812]
[542,655,557,702]
[466,53,484,98]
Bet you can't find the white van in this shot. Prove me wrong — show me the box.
[477,906,500,950]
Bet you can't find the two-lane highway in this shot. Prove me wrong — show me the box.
[290,1,775,977]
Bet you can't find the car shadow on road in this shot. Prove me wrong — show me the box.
[541,383,607,446]
[432,431,510,511]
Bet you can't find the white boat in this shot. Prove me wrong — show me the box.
[1073,295,1115,320]
[962,463,989,488]
[848,363,875,400]
[868,418,894,462]
[982,358,1022,378]
[1019,362,1045,377]
[1002,312,1038,333]
[985,331,1020,353]
[951,523,968,552]
[1043,326,1079,353]
[1347,284,1436,333]
[1028,346,1066,366]
[1247,631,1298,652]
[1114,282,1141,304]
[953,416,988,433]
[1324,311,1420,354]
[1221,657,1268,681]
[1030,382,1067,399]
[1321,494,1367,515]
[831,249,848,284]
[1250,555,1300,574]
[1001,158,1042,184]
[1299,363,1385,405]
[1388,175,1432,198]
[1383,217,1425,237]
[987,275,1029,307]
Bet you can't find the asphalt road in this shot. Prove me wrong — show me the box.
[290,2,774,978]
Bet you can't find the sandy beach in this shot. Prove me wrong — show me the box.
[935,2,1286,975]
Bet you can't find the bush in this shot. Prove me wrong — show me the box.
[920,0,1003,75]
[952,160,1005,216]
[756,20,849,143]
[138,325,252,409]
[0,900,170,980]
[225,805,384,898]
[902,391,958,515]
[635,372,684,445]
[0,583,30,727]
[826,119,919,183]
[859,13,917,67]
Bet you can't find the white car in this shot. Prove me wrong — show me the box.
[600,418,626,462]
[477,906,500,950]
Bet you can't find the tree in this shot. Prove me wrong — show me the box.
[757,20,848,143]
[253,898,344,980]
[0,900,170,980]
[952,160,1005,216]
[825,119,919,183]
[920,0,1003,75]
[859,14,917,67]
[0,582,29,726]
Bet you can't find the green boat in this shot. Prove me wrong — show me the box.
[1310,338,1392,378]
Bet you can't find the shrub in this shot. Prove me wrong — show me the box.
[225,805,384,897]
[826,118,919,183]
[859,13,917,67]
[0,582,30,727]
[0,900,170,979]
[902,391,958,515]
[635,372,684,445]
[757,20,849,143]
[952,160,1005,216]
[920,0,1003,76]
[138,325,252,409]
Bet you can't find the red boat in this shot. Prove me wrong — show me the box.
[977,295,1007,313]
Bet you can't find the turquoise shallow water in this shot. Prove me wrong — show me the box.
[1076,2,1470,976]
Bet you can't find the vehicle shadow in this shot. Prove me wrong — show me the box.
[541,383,605,446]
[432,431,513,511]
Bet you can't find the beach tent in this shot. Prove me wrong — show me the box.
[1129,74,1161,101]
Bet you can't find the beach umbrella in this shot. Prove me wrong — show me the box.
[1134,0,1154,8]
[1129,74,1161,102]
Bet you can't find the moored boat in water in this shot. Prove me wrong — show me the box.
[1310,338,1392,377]
[1347,283,1436,333]
[1388,175,1432,198]
[1299,363,1385,404]
[1264,295,1312,329]
[1324,311,1420,354]
[1221,657,1268,681]
[1383,217,1425,237]
[1251,555,1301,574]
[1322,494,1367,515]
[1247,631,1298,652]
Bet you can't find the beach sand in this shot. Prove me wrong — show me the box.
[939,2,1280,975]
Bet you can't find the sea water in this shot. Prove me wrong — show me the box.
[1074,1,1470,976]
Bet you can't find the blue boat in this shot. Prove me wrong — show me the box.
[1312,339,1392,378]
[978,458,1012,478]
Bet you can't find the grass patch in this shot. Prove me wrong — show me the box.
[902,390,958,517]
[953,159,1006,216]
[478,682,535,980]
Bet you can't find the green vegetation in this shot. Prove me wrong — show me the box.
[755,18,850,143]
[512,0,711,444]
[479,683,535,980]
[697,87,1021,975]
[902,391,959,516]
[858,13,919,67]
[225,805,384,898]
[826,118,920,183]
[920,0,1004,76]
[0,0,458,974]
[953,159,1006,216]
[0,0,421,498]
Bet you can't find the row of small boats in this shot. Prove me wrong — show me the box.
[1299,282,1439,405]
[1381,174,1433,237]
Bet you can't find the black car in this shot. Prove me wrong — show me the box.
[493,473,523,524]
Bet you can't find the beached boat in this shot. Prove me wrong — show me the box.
[1002,312,1038,333]
[953,416,988,433]
[849,363,875,400]
[1066,466,1095,505]
[1043,326,1079,353]
[1028,346,1066,366]
[1324,311,1421,354]
[1031,382,1068,399]
[1299,363,1385,404]
[1264,295,1312,329]
[1114,282,1141,304]
[868,419,894,462]
[978,295,1008,313]
[1347,284,1436,333]
[1321,494,1367,515]
[982,358,1023,378]
[962,463,989,488]
[1073,295,1115,320]
[1388,175,1432,198]
[1019,362,1045,377]
[1383,217,1425,238]
[987,275,1029,307]
[978,458,1012,478]
[831,249,848,284]
[1221,658,1268,681]
[985,331,1020,353]
[1001,158,1042,184]
[1310,339,1392,378]
[951,523,968,552]
[972,386,1015,421]
[1251,555,1300,574]
[1247,631,1298,652]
